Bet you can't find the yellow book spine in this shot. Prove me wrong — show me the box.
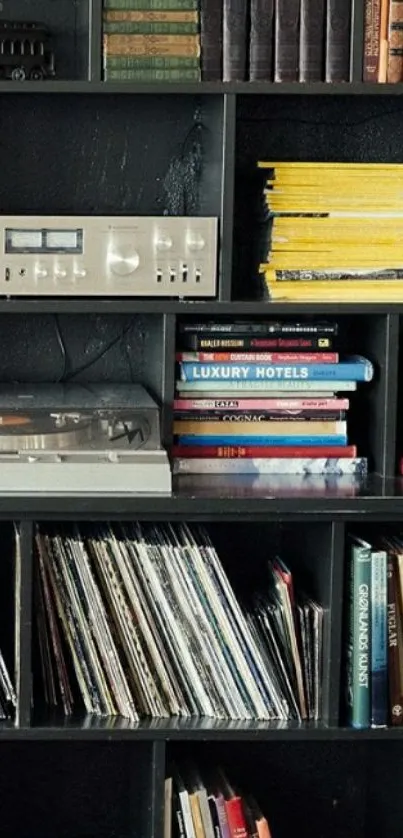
[189,794,205,838]
[258,162,403,169]
[266,279,403,301]
[104,10,198,21]
[103,33,200,56]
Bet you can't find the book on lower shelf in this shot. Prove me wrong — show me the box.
[344,532,403,729]
[173,319,370,477]
[166,765,273,838]
[33,523,324,724]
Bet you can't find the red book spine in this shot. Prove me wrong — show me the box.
[225,798,248,838]
[176,352,339,363]
[172,444,357,458]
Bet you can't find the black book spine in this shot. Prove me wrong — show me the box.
[325,0,352,80]
[299,0,325,80]
[274,0,300,81]
[182,335,336,350]
[249,0,274,79]
[179,321,338,335]
[201,0,223,80]
[223,0,249,80]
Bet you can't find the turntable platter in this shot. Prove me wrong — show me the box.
[0,414,94,451]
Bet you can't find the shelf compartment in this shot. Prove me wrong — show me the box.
[166,740,368,838]
[0,1,92,81]
[0,93,224,219]
[233,95,403,302]
[29,521,337,727]
[0,740,154,838]
[175,312,387,476]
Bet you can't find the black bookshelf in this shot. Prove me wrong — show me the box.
[1,0,403,836]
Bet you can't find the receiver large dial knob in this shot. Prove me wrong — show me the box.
[108,246,140,276]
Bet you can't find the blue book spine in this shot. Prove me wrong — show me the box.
[346,539,371,729]
[176,434,348,446]
[370,550,388,727]
[179,357,373,382]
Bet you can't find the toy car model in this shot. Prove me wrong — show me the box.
[0,21,56,80]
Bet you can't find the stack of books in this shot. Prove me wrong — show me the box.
[259,162,403,303]
[102,0,201,82]
[166,768,273,838]
[364,0,403,82]
[34,523,323,722]
[346,534,403,729]
[173,321,371,476]
[101,0,353,82]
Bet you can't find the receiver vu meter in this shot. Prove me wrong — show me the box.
[0,216,218,297]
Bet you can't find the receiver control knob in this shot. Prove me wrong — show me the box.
[74,268,87,278]
[35,266,48,279]
[186,233,205,252]
[155,234,173,251]
[55,269,67,279]
[108,248,140,276]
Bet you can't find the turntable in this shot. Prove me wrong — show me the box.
[0,384,171,494]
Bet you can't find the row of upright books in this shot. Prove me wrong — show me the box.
[346,534,403,729]
[166,768,272,838]
[34,523,322,722]
[173,320,371,476]
[364,0,403,82]
[101,0,351,82]
[260,161,403,303]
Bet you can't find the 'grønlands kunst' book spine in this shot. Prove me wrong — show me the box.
[346,538,371,729]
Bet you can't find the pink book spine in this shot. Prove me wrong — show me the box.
[176,352,339,363]
[214,794,231,838]
[174,398,350,411]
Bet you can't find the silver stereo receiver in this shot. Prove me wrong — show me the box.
[0,215,218,297]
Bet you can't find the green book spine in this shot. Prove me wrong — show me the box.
[104,55,199,68]
[103,0,198,9]
[346,538,371,729]
[104,67,201,79]
[104,21,199,33]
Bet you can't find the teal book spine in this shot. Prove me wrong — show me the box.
[370,549,388,727]
[347,539,371,728]
[179,357,373,382]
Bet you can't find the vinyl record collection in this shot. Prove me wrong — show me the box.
[166,768,273,838]
[346,534,403,729]
[259,162,403,303]
[34,524,323,722]
[101,0,352,82]
[173,320,371,476]
[0,649,16,721]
